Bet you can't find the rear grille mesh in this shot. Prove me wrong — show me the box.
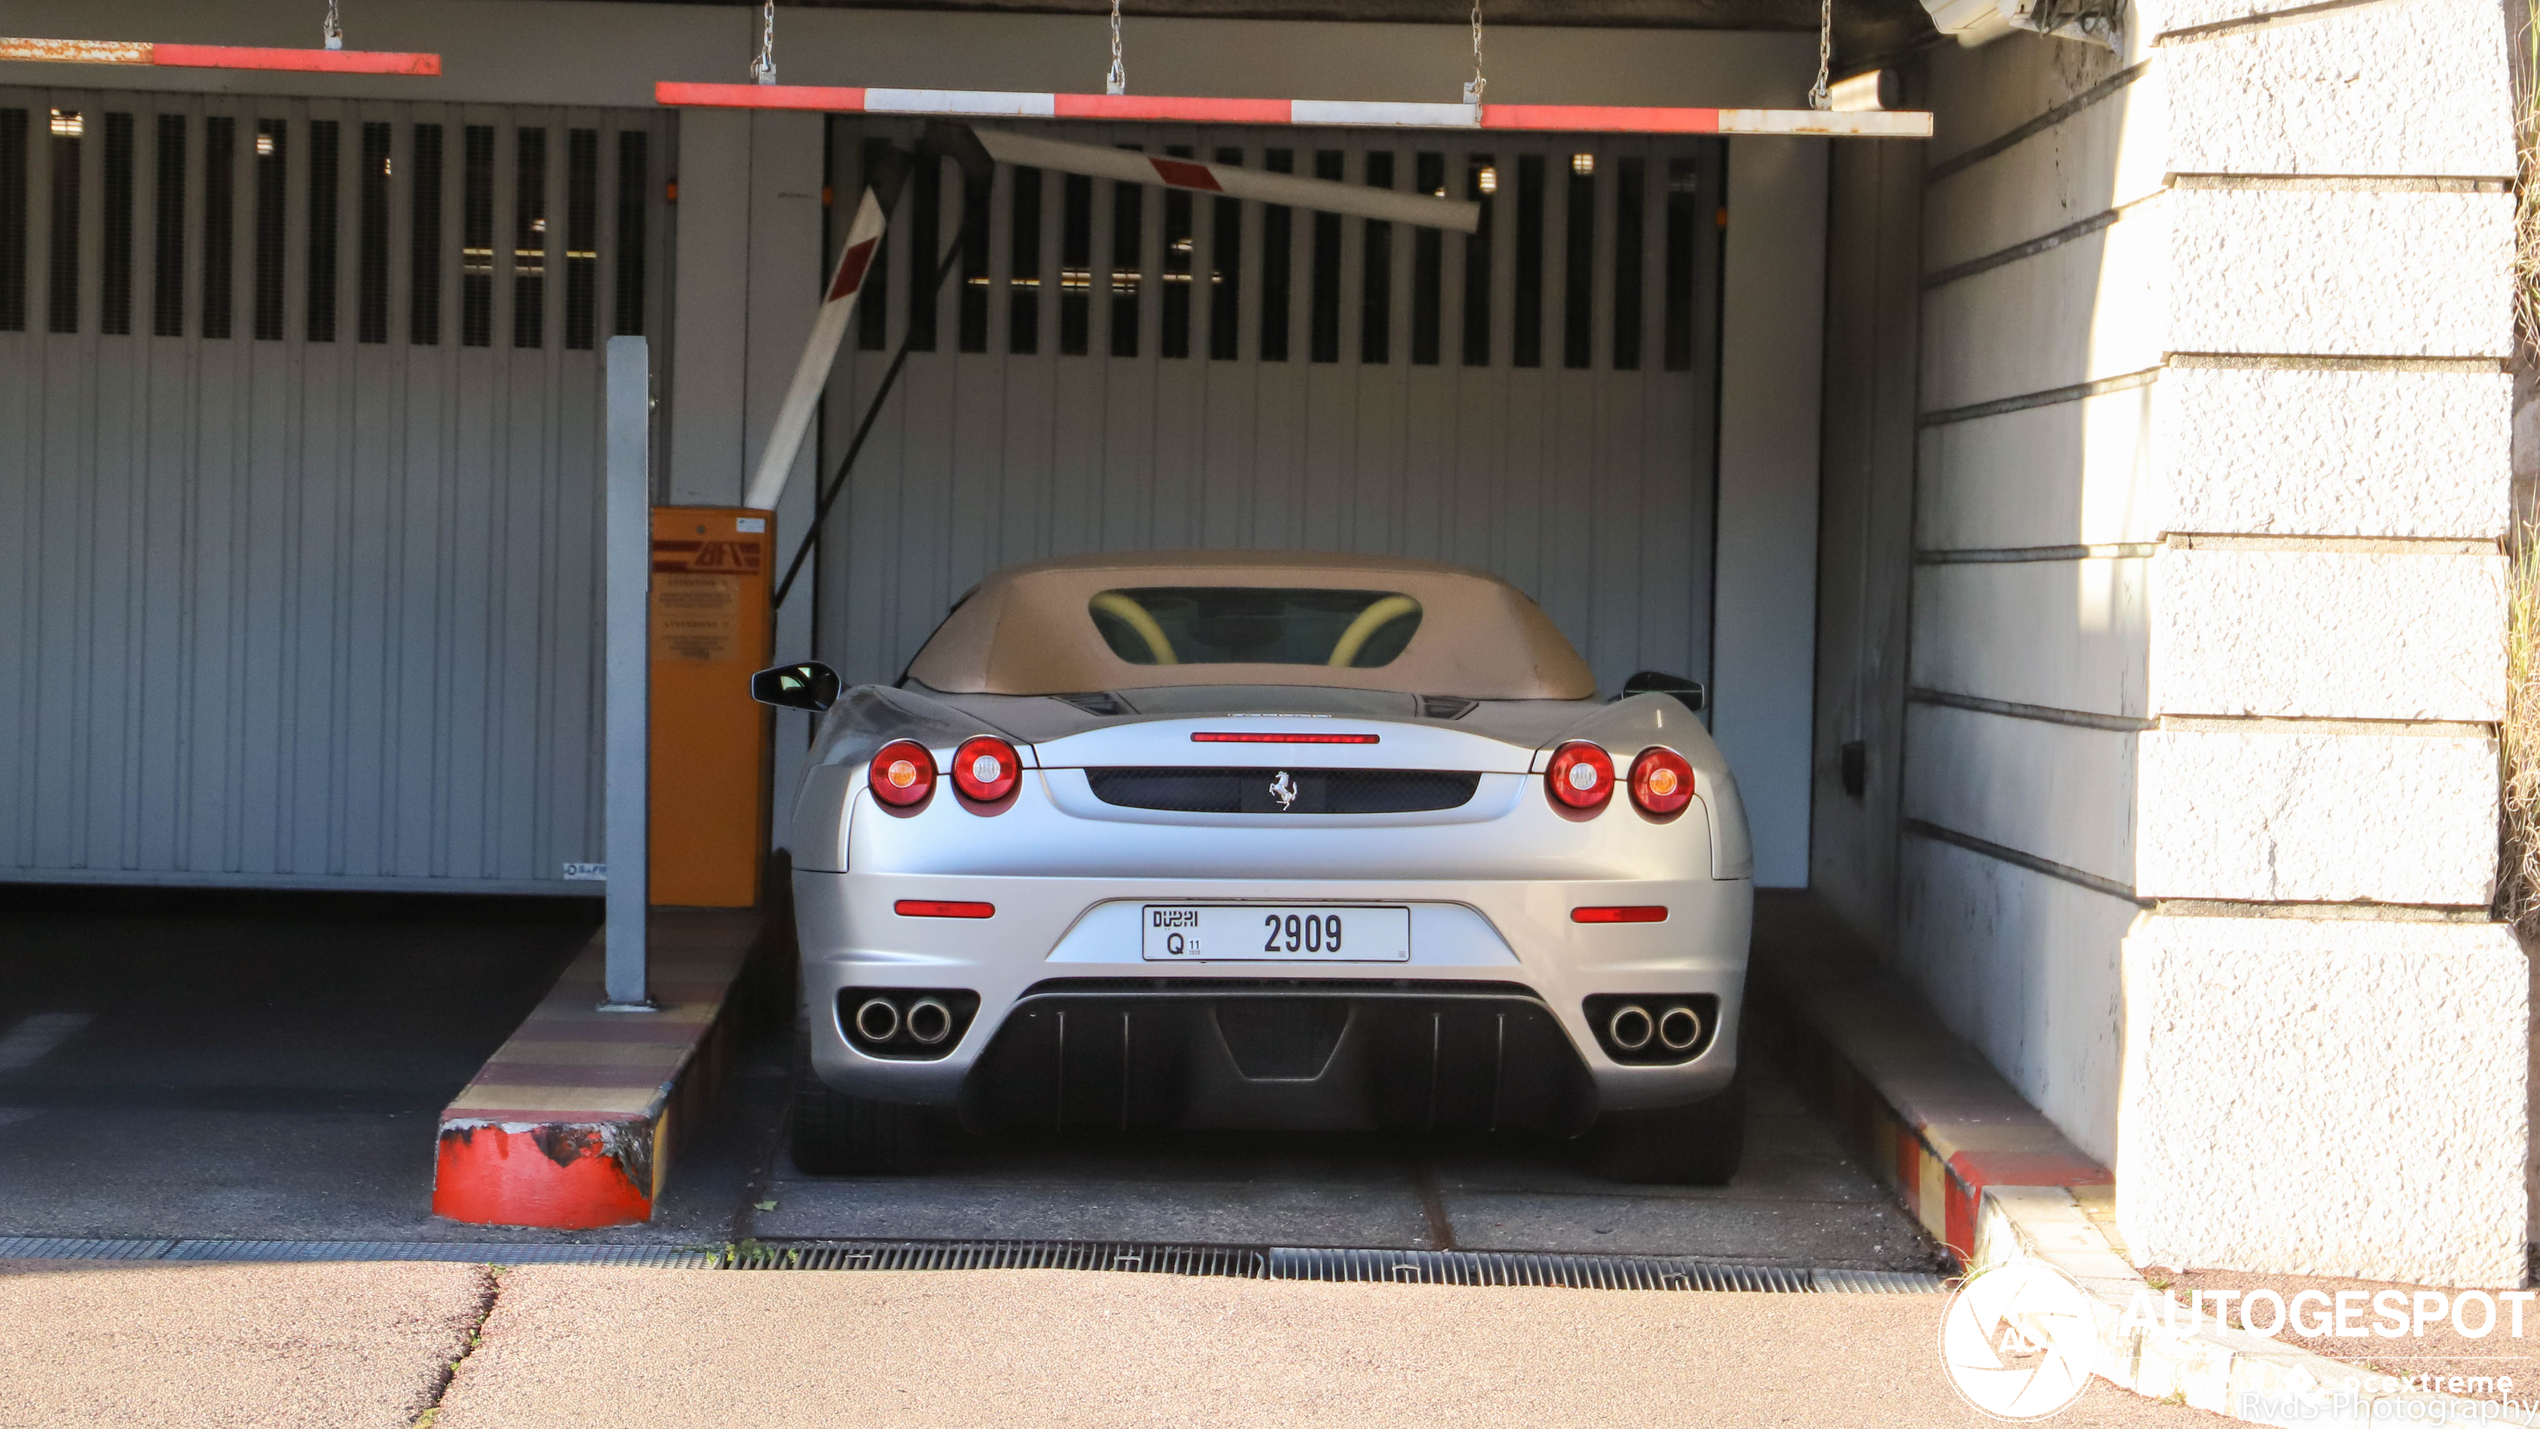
[1086,767,1480,814]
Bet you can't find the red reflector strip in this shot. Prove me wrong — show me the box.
[153,43,441,74]
[1572,906,1668,924]
[656,80,868,111]
[1148,155,1224,191]
[650,83,1931,138]
[895,900,994,919]
[1191,732,1381,744]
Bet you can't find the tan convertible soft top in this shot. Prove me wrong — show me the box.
[904,551,1597,699]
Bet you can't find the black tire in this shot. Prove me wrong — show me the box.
[790,1025,934,1175]
[1586,1070,1746,1185]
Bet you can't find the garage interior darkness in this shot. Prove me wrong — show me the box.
[0,0,2043,1171]
[7,0,2518,1287]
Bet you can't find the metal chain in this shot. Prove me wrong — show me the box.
[752,1,778,85]
[1462,0,1486,105]
[1808,0,1832,109]
[1106,0,1126,95]
[322,0,343,50]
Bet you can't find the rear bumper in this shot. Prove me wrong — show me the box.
[794,866,1753,1127]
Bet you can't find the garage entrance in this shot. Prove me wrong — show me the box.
[812,120,1729,695]
[0,86,667,893]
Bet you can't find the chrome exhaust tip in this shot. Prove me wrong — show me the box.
[1607,1004,1654,1053]
[853,997,902,1043]
[905,996,955,1046]
[1657,1004,1702,1053]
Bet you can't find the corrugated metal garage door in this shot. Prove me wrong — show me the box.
[0,86,668,892]
[815,121,1727,696]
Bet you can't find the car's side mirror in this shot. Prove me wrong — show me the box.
[750,662,841,713]
[1622,670,1706,714]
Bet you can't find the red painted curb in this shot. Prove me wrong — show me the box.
[431,1122,655,1231]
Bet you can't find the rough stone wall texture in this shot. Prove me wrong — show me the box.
[2154,367,2512,538]
[1894,0,2527,1291]
[2160,0,2514,178]
[2143,0,2466,37]
[2136,730,2499,905]
[2149,549,2508,720]
[2118,915,2529,1288]
[2167,189,2514,359]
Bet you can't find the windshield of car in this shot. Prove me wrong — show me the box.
[1089,588,1424,668]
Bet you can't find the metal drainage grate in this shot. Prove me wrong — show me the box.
[723,1240,1269,1277]
[0,1234,1949,1292]
[0,1237,715,1267]
[1270,1247,1810,1291]
[162,1241,717,1267]
[729,1240,1946,1294]
[0,1236,179,1261]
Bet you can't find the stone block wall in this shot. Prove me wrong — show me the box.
[1816,0,2528,1284]
[2115,0,2525,1288]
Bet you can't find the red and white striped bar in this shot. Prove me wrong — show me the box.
[654,82,1931,138]
[1,36,440,75]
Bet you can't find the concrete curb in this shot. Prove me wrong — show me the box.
[430,908,772,1229]
[1758,915,2531,1425]
[1753,921,2108,1265]
[1975,1185,2537,1426]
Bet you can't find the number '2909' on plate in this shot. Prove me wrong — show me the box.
[1141,905,1412,962]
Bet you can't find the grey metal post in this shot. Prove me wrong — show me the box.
[602,336,654,1010]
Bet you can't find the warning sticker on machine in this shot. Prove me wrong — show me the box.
[654,574,740,662]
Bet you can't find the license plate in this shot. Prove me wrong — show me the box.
[1140,905,1411,962]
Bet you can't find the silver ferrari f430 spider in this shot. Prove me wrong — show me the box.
[750,551,1755,1183]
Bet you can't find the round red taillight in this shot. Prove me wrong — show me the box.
[1630,746,1696,817]
[867,740,936,807]
[1545,741,1615,811]
[952,735,1021,803]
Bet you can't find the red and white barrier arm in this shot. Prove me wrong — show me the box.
[742,185,891,513]
[972,130,1479,234]
[1,36,439,74]
[654,83,1931,139]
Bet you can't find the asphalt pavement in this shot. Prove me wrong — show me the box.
[0,1258,2224,1429]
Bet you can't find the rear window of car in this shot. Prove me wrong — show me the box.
[1089,587,1424,668]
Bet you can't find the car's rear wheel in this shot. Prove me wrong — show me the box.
[1585,1070,1746,1185]
[791,1023,934,1175]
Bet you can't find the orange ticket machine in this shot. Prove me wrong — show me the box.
[648,507,774,907]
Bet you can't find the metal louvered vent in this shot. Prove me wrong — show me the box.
[1088,768,1479,815]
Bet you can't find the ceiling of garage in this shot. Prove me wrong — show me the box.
[616,0,1943,71]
